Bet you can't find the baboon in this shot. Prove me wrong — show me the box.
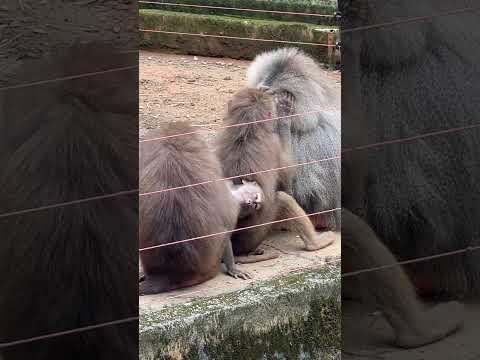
[217,88,334,264]
[0,44,138,360]
[227,179,264,219]
[246,47,341,231]
[139,122,251,295]
[340,0,480,349]
[342,209,464,348]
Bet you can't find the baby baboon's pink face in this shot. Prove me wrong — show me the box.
[229,180,264,211]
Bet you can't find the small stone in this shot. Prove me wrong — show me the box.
[148,56,152,60]
[223,76,232,80]
[187,79,196,83]
[193,56,199,61]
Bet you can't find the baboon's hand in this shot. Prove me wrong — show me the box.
[227,267,252,280]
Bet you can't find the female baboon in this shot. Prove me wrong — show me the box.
[217,88,334,263]
[139,122,250,295]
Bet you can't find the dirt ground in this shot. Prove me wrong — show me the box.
[139,50,341,139]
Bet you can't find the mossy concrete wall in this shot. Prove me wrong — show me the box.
[139,263,341,360]
[140,0,338,26]
[140,10,340,63]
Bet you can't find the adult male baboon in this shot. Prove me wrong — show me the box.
[0,44,138,360]
[139,122,251,295]
[246,47,341,231]
[217,88,334,263]
[342,209,464,348]
[340,0,480,348]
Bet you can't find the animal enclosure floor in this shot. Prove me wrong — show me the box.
[139,49,341,312]
[343,300,480,359]
[140,231,341,311]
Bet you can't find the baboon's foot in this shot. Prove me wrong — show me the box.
[139,275,170,295]
[226,267,252,280]
[395,301,464,348]
[303,231,336,251]
[235,249,280,264]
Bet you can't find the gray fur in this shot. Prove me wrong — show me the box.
[341,0,480,296]
[247,47,341,230]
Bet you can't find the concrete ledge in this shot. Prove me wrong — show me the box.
[140,10,340,63]
[140,262,341,359]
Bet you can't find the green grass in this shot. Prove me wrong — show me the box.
[140,9,339,63]
[140,0,338,25]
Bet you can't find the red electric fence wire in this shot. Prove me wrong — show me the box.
[342,245,480,277]
[341,5,480,34]
[139,207,341,251]
[0,189,138,219]
[1,122,478,220]
[0,316,139,349]
[139,110,336,143]
[0,65,138,92]
[139,156,341,197]
[140,29,335,47]
[139,1,337,17]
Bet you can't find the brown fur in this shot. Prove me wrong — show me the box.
[216,88,333,261]
[139,122,249,295]
[0,44,137,360]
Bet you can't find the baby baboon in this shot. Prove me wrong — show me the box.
[217,88,334,263]
[246,47,341,231]
[227,180,264,219]
[139,122,250,295]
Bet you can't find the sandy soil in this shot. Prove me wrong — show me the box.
[139,49,341,140]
